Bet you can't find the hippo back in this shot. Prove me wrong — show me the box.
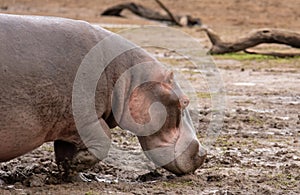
[0,14,111,161]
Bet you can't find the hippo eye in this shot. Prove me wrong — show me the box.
[183,100,189,106]
[179,96,190,109]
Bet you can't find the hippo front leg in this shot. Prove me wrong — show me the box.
[54,139,77,176]
[54,140,99,180]
[54,118,111,181]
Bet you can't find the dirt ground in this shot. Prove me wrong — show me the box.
[0,0,300,194]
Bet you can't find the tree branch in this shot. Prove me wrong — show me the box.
[154,0,182,26]
[202,28,300,55]
[101,2,201,26]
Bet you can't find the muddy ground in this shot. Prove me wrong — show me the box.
[0,0,300,194]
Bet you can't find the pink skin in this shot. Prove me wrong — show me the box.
[0,14,206,176]
[128,73,207,175]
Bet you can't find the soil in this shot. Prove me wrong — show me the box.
[0,0,300,194]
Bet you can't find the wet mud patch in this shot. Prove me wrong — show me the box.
[1,56,299,194]
[1,0,300,194]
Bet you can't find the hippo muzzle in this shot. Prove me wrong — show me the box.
[164,140,207,175]
[139,109,207,175]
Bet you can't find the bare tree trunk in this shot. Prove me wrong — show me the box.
[101,2,201,26]
[202,28,300,57]
[101,2,171,21]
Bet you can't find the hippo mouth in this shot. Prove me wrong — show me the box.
[163,139,207,175]
[142,133,207,175]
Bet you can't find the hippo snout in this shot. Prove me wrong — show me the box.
[163,140,207,175]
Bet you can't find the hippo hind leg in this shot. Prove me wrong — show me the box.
[54,140,99,181]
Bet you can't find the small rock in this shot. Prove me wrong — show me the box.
[0,178,5,186]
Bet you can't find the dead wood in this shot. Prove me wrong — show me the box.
[101,2,170,21]
[154,0,182,26]
[202,28,300,57]
[101,2,201,26]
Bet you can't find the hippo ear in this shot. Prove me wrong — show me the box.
[128,82,169,125]
[165,71,174,84]
[128,82,154,125]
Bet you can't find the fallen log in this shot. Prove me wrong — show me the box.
[101,2,201,26]
[202,28,300,57]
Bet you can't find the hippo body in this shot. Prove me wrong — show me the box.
[0,14,206,175]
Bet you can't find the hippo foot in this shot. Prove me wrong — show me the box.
[70,150,99,172]
[63,150,99,182]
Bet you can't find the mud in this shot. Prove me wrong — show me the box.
[1,0,300,194]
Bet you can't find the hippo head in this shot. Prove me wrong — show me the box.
[112,62,207,175]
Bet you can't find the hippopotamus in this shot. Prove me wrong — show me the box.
[0,13,206,176]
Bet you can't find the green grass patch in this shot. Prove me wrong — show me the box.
[264,173,298,189]
[247,116,264,126]
[41,145,54,152]
[214,52,300,61]
[215,136,263,149]
[85,191,95,195]
[214,53,277,61]
[196,92,211,98]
